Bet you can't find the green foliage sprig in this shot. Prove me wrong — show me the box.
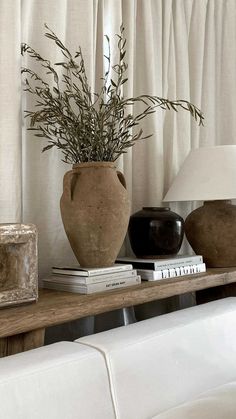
[21,24,204,164]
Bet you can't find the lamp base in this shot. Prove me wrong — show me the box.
[185,200,236,267]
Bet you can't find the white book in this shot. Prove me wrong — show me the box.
[42,275,141,294]
[52,263,133,277]
[44,269,137,285]
[138,263,206,281]
[116,255,203,270]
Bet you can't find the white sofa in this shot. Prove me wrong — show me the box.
[0,297,236,419]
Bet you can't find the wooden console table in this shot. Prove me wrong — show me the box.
[0,267,236,357]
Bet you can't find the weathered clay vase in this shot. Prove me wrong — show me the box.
[185,200,236,267]
[60,162,131,267]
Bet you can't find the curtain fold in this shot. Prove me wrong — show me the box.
[0,0,21,222]
[21,0,100,276]
[0,0,236,275]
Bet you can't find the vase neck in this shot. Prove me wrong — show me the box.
[72,161,115,170]
[142,207,170,211]
[203,200,232,206]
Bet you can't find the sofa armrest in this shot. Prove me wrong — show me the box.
[0,341,115,419]
[77,298,236,419]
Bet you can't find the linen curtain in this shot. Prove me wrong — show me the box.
[0,1,21,222]
[1,0,236,275]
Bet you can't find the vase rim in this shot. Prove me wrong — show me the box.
[72,161,115,169]
[142,207,170,211]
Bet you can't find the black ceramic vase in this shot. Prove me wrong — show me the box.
[128,207,184,258]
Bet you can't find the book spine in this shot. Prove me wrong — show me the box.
[153,257,204,270]
[42,275,141,294]
[52,264,133,277]
[46,270,137,285]
[119,256,203,270]
[86,275,141,292]
[138,263,206,281]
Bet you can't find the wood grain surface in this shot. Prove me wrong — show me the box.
[0,329,45,357]
[0,268,236,339]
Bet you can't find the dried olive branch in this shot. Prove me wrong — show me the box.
[21,24,204,164]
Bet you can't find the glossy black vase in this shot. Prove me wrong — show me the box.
[128,207,184,258]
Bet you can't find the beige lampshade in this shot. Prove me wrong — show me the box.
[163,145,236,202]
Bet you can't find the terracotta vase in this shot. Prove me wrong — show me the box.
[185,200,236,267]
[60,162,131,268]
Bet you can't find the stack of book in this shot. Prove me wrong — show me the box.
[41,264,141,294]
[116,255,206,281]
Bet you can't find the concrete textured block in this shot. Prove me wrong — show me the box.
[0,224,38,307]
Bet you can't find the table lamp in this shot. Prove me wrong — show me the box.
[163,145,236,267]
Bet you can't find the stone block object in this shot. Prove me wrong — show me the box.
[0,224,38,307]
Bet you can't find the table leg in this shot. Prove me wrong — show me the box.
[0,328,45,358]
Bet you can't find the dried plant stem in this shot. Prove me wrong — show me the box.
[21,24,204,164]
